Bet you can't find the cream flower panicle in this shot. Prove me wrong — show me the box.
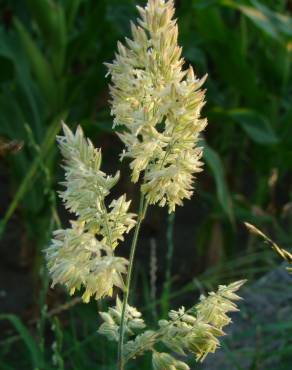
[47,221,128,303]
[98,280,246,365]
[107,0,207,212]
[44,2,246,369]
[158,280,246,362]
[45,124,136,302]
[57,123,136,248]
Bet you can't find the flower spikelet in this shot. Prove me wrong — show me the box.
[57,123,136,247]
[195,280,244,331]
[107,0,207,212]
[152,352,190,370]
[100,280,245,365]
[107,195,137,248]
[45,124,136,302]
[124,330,157,359]
[47,222,128,302]
[98,296,146,341]
[57,123,119,219]
[158,280,245,362]
[158,308,222,361]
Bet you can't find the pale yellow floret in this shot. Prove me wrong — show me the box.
[152,351,190,370]
[98,296,146,341]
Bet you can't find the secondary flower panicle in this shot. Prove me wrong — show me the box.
[157,280,246,362]
[57,123,136,248]
[99,280,246,365]
[107,0,207,212]
[45,124,136,302]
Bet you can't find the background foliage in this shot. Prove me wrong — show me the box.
[0,0,291,369]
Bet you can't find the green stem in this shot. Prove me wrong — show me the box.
[162,212,175,316]
[118,194,148,370]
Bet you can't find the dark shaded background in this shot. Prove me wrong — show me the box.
[0,0,292,369]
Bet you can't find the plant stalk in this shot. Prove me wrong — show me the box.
[118,194,148,370]
[161,212,175,316]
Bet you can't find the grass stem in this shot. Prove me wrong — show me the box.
[118,194,149,370]
[162,212,175,316]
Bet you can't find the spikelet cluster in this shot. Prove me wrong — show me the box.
[159,280,245,362]
[107,0,207,212]
[45,124,136,302]
[124,330,157,359]
[99,280,245,367]
[196,281,244,330]
[152,352,189,370]
[98,296,146,341]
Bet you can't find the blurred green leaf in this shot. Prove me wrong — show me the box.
[229,108,279,144]
[222,0,292,42]
[203,141,234,221]
[0,314,44,368]
[106,0,137,35]
[251,0,292,37]
[193,5,260,104]
[184,46,207,70]
[0,56,14,82]
[25,0,67,44]
[0,114,65,238]
[26,0,67,73]
[65,0,83,29]
[0,29,43,138]
[0,93,27,139]
[192,0,219,9]
[14,18,58,110]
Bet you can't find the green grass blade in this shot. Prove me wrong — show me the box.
[229,108,279,145]
[221,0,292,42]
[0,113,66,239]
[0,314,44,368]
[203,141,234,222]
[14,18,58,109]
